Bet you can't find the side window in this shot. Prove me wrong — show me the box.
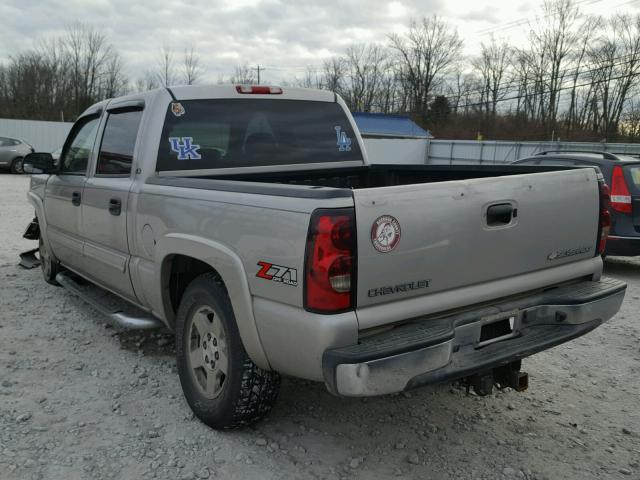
[96,109,143,176]
[0,137,8,147]
[61,117,100,174]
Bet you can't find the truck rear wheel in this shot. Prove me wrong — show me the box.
[175,272,280,429]
[39,236,60,285]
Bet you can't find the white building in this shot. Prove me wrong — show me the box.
[352,112,432,165]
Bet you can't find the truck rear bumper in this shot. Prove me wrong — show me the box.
[323,277,626,396]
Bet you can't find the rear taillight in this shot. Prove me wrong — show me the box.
[235,85,283,94]
[610,165,632,213]
[304,208,356,313]
[597,181,611,255]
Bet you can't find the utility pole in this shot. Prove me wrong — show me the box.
[253,65,264,84]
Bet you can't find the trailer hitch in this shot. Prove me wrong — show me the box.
[462,361,528,396]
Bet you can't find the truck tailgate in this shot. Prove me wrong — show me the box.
[354,168,600,312]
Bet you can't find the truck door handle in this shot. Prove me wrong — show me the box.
[109,198,122,216]
[486,203,515,226]
[71,191,81,206]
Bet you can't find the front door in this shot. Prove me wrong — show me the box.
[45,116,100,272]
[81,107,143,301]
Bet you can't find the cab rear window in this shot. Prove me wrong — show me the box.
[156,99,363,172]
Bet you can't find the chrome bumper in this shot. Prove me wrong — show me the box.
[323,278,626,397]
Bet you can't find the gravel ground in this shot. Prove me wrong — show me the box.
[1,173,639,480]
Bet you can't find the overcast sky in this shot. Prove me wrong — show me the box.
[1,0,638,85]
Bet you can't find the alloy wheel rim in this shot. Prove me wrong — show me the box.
[187,305,228,399]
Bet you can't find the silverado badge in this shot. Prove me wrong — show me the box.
[547,246,592,261]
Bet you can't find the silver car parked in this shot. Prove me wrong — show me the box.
[0,136,34,173]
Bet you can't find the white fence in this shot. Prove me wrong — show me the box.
[363,138,427,165]
[426,139,640,165]
[0,118,72,152]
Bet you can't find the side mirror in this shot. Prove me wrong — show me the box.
[23,153,57,174]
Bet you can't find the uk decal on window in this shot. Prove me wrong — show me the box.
[168,137,201,160]
[334,126,352,152]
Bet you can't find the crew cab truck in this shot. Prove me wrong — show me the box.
[22,85,626,430]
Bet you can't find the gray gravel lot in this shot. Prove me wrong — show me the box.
[1,173,639,480]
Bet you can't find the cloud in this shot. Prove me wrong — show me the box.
[0,0,445,83]
[456,6,501,24]
[0,0,634,85]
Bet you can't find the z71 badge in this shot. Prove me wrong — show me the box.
[256,261,298,286]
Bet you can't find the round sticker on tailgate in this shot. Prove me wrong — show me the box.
[371,215,401,253]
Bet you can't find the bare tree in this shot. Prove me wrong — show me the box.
[584,13,640,138]
[135,70,160,92]
[564,15,601,132]
[473,37,512,116]
[389,15,463,119]
[529,0,580,131]
[343,44,388,111]
[183,46,203,85]
[296,68,323,89]
[64,22,116,113]
[322,57,346,93]
[102,52,127,98]
[229,64,256,84]
[156,45,176,87]
[0,22,124,120]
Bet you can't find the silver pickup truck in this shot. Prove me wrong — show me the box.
[22,85,626,430]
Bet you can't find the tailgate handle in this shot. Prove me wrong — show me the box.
[486,203,515,226]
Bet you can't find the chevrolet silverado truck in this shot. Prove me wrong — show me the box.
[22,85,626,430]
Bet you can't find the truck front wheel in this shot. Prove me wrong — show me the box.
[175,273,280,429]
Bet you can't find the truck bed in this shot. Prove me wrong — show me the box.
[204,164,581,190]
[150,163,602,326]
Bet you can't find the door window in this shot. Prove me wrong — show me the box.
[96,109,143,176]
[60,117,100,174]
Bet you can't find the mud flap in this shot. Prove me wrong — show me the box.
[23,218,40,240]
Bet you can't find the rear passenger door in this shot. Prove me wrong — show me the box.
[81,105,144,301]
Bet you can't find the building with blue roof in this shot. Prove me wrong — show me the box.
[351,112,432,164]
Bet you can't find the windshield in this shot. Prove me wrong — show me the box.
[156,99,363,172]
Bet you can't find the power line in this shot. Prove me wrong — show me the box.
[441,53,640,106]
[454,70,640,110]
[475,0,603,35]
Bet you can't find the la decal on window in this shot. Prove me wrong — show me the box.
[334,126,352,152]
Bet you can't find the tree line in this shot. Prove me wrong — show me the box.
[1,0,639,142]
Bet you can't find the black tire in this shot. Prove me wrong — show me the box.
[176,272,280,429]
[39,236,60,285]
[10,157,24,174]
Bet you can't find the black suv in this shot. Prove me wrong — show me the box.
[513,150,640,257]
